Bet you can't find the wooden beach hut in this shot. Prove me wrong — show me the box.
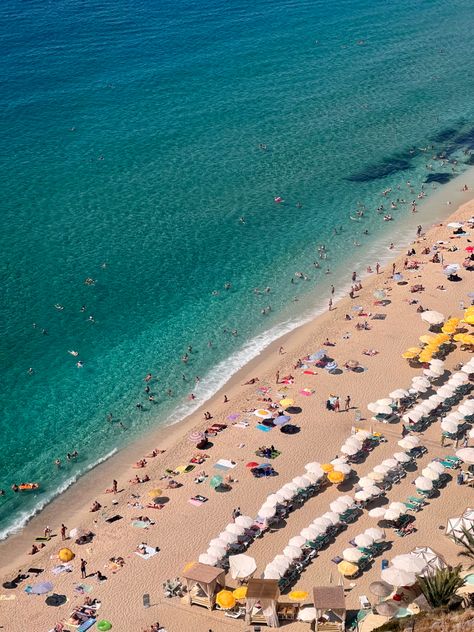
[312,586,346,631]
[245,578,280,627]
[182,562,226,610]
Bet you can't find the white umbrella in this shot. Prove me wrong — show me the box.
[265,494,281,507]
[368,402,381,413]
[412,377,430,388]
[283,545,302,560]
[438,386,456,399]
[375,405,393,416]
[226,523,246,536]
[343,547,364,562]
[368,471,385,482]
[389,502,407,512]
[308,523,327,536]
[381,566,416,586]
[289,535,307,547]
[382,457,402,468]
[421,311,444,325]
[365,485,383,497]
[321,511,340,526]
[263,564,283,579]
[461,364,474,374]
[207,545,226,559]
[445,411,464,422]
[414,476,433,491]
[271,558,290,574]
[391,555,426,574]
[276,487,295,501]
[402,411,422,423]
[374,464,390,475]
[282,482,299,493]
[334,463,352,475]
[355,430,372,440]
[292,476,310,489]
[430,358,444,366]
[469,427,474,439]
[358,476,376,488]
[368,507,386,518]
[376,398,394,406]
[69,527,84,539]
[354,533,374,548]
[219,531,239,544]
[341,444,359,456]
[304,470,324,484]
[234,515,254,528]
[199,553,218,566]
[209,537,227,549]
[459,404,474,416]
[390,389,409,399]
[441,420,458,434]
[305,462,323,476]
[337,495,355,508]
[331,456,349,465]
[344,437,363,448]
[393,452,411,463]
[365,527,385,541]
[428,394,444,404]
[424,369,442,378]
[298,607,317,622]
[427,461,445,474]
[421,467,440,481]
[330,500,348,514]
[355,490,372,502]
[313,517,332,530]
[257,506,276,519]
[300,526,320,540]
[228,554,256,579]
[384,509,401,521]
[398,436,420,448]
[456,448,474,464]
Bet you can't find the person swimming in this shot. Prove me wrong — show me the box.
[68,350,79,356]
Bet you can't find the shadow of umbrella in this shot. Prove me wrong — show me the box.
[45,593,67,607]
[153,496,170,504]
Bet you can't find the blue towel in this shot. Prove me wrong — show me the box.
[256,424,272,432]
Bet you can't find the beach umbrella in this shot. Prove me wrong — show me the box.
[369,581,392,598]
[337,561,359,577]
[343,547,364,563]
[375,405,393,416]
[313,517,332,530]
[365,485,383,497]
[189,431,205,443]
[257,506,276,519]
[428,394,444,405]
[147,488,163,498]
[246,461,259,468]
[414,476,433,491]
[226,523,246,536]
[289,535,307,547]
[358,476,375,488]
[271,558,291,574]
[381,567,416,587]
[300,526,320,540]
[393,452,411,464]
[345,359,360,369]
[469,427,474,439]
[282,482,299,493]
[456,448,474,463]
[368,507,386,518]
[375,601,399,617]
[234,515,253,529]
[391,555,426,574]
[263,565,282,580]
[219,531,239,544]
[426,461,444,474]
[304,470,324,484]
[45,593,67,607]
[280,398,295,409]
[374,465,390,475]
[330,500,348,514]
[207,544,226,559]
[345,436,363,448]
[198,553,218,566]
[305,461,322,474]
[384,509,401,521]
[438,386,456,399]
[328,470,345,484]
[390,389,409,399]
[233,586,248,600]
[31,581,54,595]
[337,495,355,508]
[377,398,394,406]
[368,402,381,413]
[321,463,334,473]
[229,554,257,580]
[68,527,84,539]
[354,533,374,548]
[308,523,327,537]
[365,527,385,542]
[389,502,408,513]
[341,444,359,456]
[321,511,340,526]
[298,607,317,622]
[399,435,420,447]
[333,463,351,475]
[421,311,444,325]
[443,263,461,276]
[355,430,372,440]
[289,590,309,602]
[283,545,302,560]
[274,415,290,426]
[58,548,74,562]
[368,471,385,482]
[210,475,223,489]
[275,487,295,501]
[264,494,281,507]
[459,403,474,416]
[293,476,311,489]
[254,409,272,418]
[441,420,458,434]
[421,467,440,481]
[216,590,236,610]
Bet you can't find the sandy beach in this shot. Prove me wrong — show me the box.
[2,197,474,632]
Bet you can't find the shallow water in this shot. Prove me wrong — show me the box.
[1,0,474,537]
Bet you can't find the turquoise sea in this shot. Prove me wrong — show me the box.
[1,0,474,538]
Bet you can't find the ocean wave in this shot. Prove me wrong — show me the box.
[0,448,117,541]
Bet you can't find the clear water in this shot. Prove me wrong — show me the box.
[1,0,474,538]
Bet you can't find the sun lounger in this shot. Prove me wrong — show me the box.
[404,502,420,512]
[359,595,371,609]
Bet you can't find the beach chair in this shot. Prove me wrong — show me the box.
[359,595,371,610]
[404,501,420,513]
[408,495,425,506]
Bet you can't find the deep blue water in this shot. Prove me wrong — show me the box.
[1,0,474,537]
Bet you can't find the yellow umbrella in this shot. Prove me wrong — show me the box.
[328,470,345,484]
[419,335,435,344]
[402,350,419,359]
[279,398,295,408]
[289,590,309,601]
[433,333,450,343]
[418,352,433,363]
[58,548,75,562]
[321,463,334,473]
[147,488,163,497]
[233,586,247,600]
[216,590,236,610]
[463,315,474,325]
[337,561,359,577]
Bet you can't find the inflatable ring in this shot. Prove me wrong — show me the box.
[97,622,112,632]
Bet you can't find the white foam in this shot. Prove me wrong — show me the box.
[0,448,117,541]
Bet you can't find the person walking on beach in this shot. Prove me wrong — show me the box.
[328,298,333,311]
[60,523,67,541]
[275,370,280,384]
[112,479,118,494]
[344,395,351,411]
[331,284,335,295]
[334,397,340,413]
[375,262,380,274]
[80,558,87,579]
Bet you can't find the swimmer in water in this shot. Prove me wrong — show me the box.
[87,315,95,322]
[28,367,34,375]
[80,305,86,312]
[55,304,64,311]
[76,360,84,368]
[69,350,79,357]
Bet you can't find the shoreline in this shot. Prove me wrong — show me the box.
[2,194,474,630]
[1,171,473,568]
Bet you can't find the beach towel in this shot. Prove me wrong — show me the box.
[214,459,237,470]
[256,424,272,432]
[188,496,208,506]
[233,422,249,429]
[175,464,195,474]
[78,618,97,632]
[227,413,240,420]
[303,370,317,375]
[74,583,93,594]
[51,563,73,575]
[135,545,158,560]
[372,313,387,320]
[299,388,314,396]
[0,594,16,600]
[132,520,154,529]
[27,568,44,575]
